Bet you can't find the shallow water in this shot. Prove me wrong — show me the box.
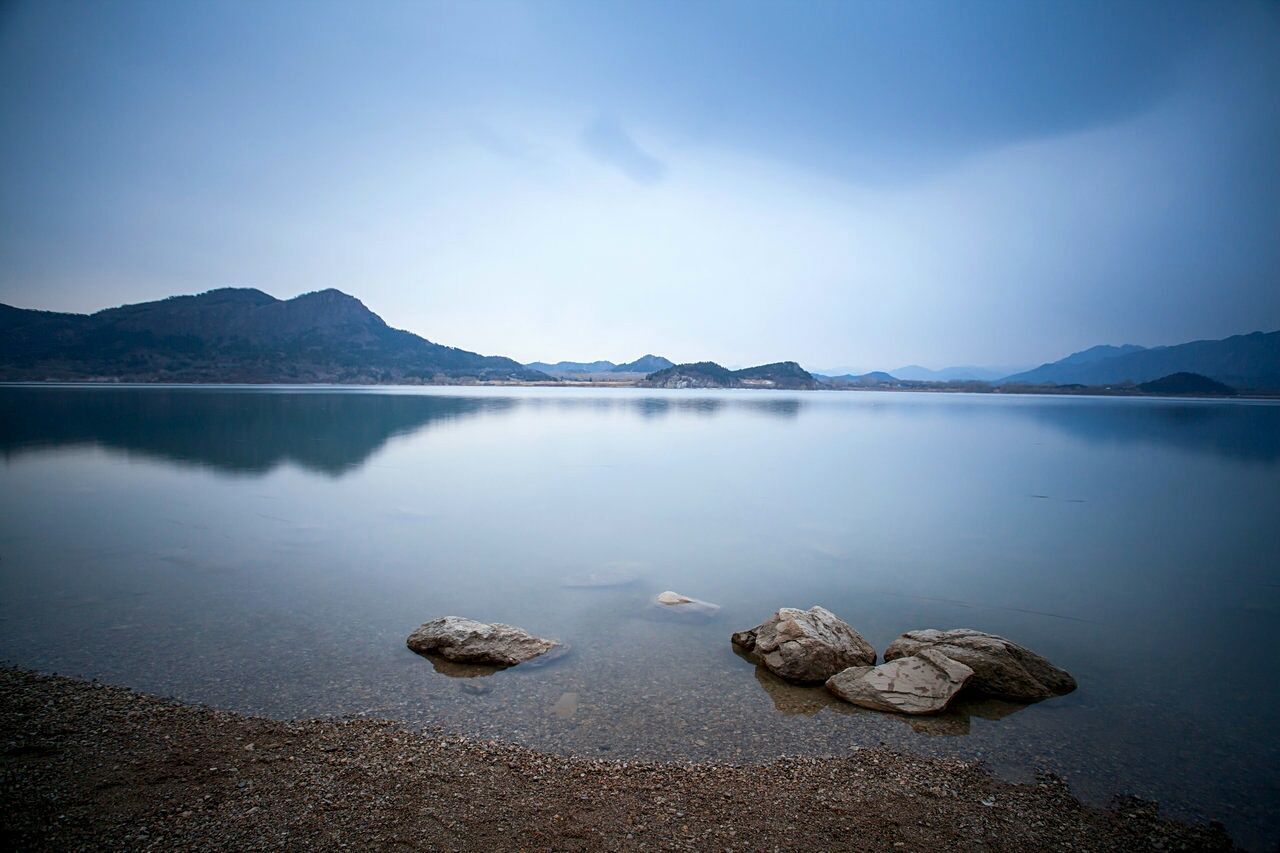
[1,385,1277,847]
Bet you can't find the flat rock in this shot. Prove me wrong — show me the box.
[648,590,721,620]
[825,648,974,715]
[406,617,566,668]
[883,628,1076,701]
[731,606,876,683]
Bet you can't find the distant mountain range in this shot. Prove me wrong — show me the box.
[0,288,547,383]
[525,354,673,377]
[1001,332,1279,391]
[888,364,1031,382]
[817,371,905,387]
[640,361,821,390]
[3,287,1276,393]
[810,364,1030,381]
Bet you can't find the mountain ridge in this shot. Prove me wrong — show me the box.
[524,354,674,377]
[0,288,547,383]
[1001,331,1279,390]
[640,360,821,390]
[889,364,1030,382]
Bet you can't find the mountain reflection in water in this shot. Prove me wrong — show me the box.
[1,386,1276,477]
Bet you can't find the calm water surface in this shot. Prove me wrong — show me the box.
[1,386,1278,847]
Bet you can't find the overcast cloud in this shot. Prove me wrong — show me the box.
[1,0,1277,369]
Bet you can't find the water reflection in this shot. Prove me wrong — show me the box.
[896,695,1028,737]
[746,656,846,716]
[1,388,1276,482]
[0,387,516,476]
[0,387,806,476]
[422,655,504,679]
[2,385,1278,846]
[1011,398,1280,463]
[520,395,803,419]
[876,395,1280,463]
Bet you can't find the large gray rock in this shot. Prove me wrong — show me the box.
[406,617,566,668]
[825,648,974,715]
[883,628,1076,701]
[731,606,876,683]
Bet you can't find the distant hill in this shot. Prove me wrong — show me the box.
[525,359,618,376]
[0,288,548,383]
[818,371,900,387]
[614,354,673,373]
[890,364,1028,382]
[640,361,821,390]
[525,354,673,377]
[1137,372,1237,396]
[1049,344,1146,367]
[1001,331,1279,391]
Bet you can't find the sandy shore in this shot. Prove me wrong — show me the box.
[0,667,1234,851]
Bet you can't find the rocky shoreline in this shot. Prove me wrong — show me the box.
[0,667,1234,851]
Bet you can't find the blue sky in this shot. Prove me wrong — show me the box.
[1,0,1277,370]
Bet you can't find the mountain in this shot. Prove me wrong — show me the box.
[0,288,548,383]
[1137,373,1236,396]
[613,354,673,373]
[640,361,821,390]
[1050,344,1146,366]
[890,364,1029,382]
[734,362,822,389]
[818,371,900,387]
[1001,331,1280,391]
[524,354,674,378]
[639,362,736,388]
[525,360,618,376]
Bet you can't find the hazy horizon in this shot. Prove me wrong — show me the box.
[3,0,1278,369]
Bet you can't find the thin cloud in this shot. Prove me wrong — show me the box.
[579,115,666,184]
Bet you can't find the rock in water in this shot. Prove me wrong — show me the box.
[561,565,641,588]
[648,590,721,620]
[549,691,579,720]
[883,628,1076,701]
[731,606,876,683]
[406,617,566,668]
[825,649,974,715]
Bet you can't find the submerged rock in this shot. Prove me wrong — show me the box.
[648,590,721,620]
[561,566,641,588]
[731,606,876,683]
[549,691,579,720]
[825,649,974,715]
[883,628,1076,701]
[406,617,566,668]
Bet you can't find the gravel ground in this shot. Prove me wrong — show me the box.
[0,667,1235,851]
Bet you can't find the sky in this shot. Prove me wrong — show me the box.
[1,0,1278,371]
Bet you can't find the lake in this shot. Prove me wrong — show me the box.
[1,385,1277,847]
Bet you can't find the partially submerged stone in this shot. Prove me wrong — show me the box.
[406,616,566,668]
[731,606,876,683]
[883,628,1076,702]
[825,648,974,715]
[648,590,721,620]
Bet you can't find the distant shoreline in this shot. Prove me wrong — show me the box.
[2,378,1276,400]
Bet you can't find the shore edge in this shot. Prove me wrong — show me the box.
[0,667,1235,851]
